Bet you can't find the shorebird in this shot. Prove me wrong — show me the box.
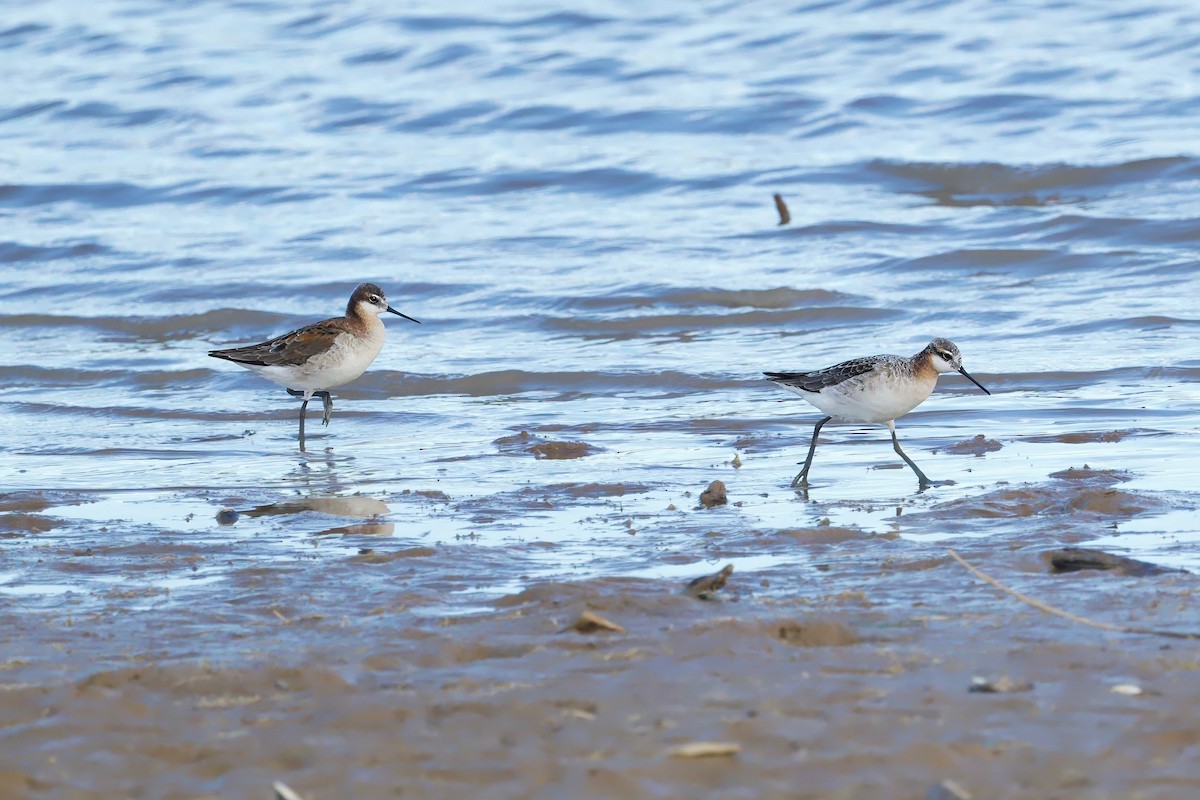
[764,338,989,488]
[209,283,419,450]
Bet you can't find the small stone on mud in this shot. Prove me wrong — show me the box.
[566,610,625,634]
[667,741,741,758]
[1110,683,1153,697]
[216,508,239,525]
[699,480,727,508]
[969,675,1033,694]
[686,564,734,600]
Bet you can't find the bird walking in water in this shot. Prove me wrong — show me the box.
[209,283,420,450]
[764,338,989,488]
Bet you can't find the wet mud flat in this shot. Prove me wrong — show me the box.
[4,473,1200,800]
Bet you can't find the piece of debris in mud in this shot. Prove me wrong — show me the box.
[773,193,791,226]
[731,453,742,469]
[969,675,1034,694]
[686,564,734,600]
[566,610,625,634]
[942,434,1002,457]
[274,782,306,800]
[926,779,974,800]
[216,508,239,525]
[1043,547,1183,577]
[699,480,728,508]
[667,741,741,759]
[1110,683,1158,697]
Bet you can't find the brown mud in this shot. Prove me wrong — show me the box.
[4,475,1200,799]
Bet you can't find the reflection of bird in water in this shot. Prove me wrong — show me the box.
[209,283,419,450]
[765,338,990,488]
[241,496,391,519]
[228,495,394,535]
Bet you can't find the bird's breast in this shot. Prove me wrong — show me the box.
[280,323,385,391]
[802,371,937,423]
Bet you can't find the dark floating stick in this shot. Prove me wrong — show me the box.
[773,193,791,226]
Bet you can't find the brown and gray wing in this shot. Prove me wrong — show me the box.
[208,319,342,367]
[764,357,878,393]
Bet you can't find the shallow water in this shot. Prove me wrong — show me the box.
[7,1,1200,796]
[6,0,1200,593]
[3,0,1200,794]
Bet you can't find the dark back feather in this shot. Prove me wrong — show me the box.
[764,357,879,393]
[208,319,346,367]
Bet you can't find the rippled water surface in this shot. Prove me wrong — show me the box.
[4,0,1200,615]
[9,2,1200,796]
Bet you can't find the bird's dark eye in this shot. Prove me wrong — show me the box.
[369,294,380,303]
[938,351,952,360]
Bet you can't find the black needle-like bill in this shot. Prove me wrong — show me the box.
[386,306,421,324]
[959,367,990,395]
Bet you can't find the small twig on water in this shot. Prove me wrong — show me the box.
[946,548,1200,640]
[773,193,791,226]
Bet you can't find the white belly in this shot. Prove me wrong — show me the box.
[787,375,937,424]
[252,329,385,392]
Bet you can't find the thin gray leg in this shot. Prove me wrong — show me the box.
[298,400,309,450]
[792,416,832,487]
[287,389,309,451]
[314,391,333,426]
[888,420,930,487]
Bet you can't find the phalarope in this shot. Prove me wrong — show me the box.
[209,283,419,450]
[764,338,989,488]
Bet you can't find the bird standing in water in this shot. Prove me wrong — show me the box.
[209,283,419,450]
[764,338,990,488]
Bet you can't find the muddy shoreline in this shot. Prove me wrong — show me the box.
[4,479,1200,799]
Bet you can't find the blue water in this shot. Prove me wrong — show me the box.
[3,0,1200,605]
